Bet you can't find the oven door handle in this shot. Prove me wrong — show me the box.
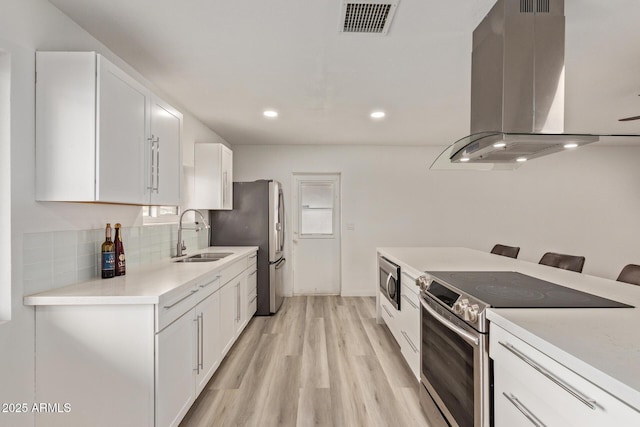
[385,273,394,296]
[421,298,479,346]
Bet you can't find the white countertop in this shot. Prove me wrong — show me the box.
[23,246,258,306]
[378,247,640,412]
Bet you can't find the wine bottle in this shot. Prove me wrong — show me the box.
[114,223,126,276]
[101,223,115,279]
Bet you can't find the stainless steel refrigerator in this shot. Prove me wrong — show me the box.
[209,180,285,315]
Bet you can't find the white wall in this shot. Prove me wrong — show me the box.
[0,1,226,425]
[234,144,640,297]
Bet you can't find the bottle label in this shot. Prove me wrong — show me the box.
[102,252,115,271]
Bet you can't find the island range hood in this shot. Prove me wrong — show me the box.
[432,0,624,170]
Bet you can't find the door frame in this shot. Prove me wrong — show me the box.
[291,172,342,296]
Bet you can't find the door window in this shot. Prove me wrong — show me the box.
[299,181,335,237]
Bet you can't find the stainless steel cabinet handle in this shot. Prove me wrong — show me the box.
[401,330,418,354]
[499,342,597,409]
[155,140,160,192]
[250,295,257,303]
[200,280,215,288]
[502,393,546,427]
[199,313,204,370]
[222,171,227,205]
[421,299,479,346]
[249,270,257,277]
[163,289,198,309]
[401,294,418,310]
[193,315,200,374]
[249,254,257,260]
[381,303,394,318]
[236,284,240,322]
[147,136,156,190]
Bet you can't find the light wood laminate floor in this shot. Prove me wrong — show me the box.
[180,296,433,427]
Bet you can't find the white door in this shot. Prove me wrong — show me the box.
[292,174,341,295]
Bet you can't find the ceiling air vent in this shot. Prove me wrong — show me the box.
[520,0,550,13]
[340,0,399,35]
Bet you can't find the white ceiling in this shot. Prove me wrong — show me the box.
[48,0,640,146]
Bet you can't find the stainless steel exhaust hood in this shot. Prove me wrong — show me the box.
[431,0,635,170]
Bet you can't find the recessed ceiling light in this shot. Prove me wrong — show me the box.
[263,110,278,118]
[516,157,528,162]
[493,142,507,148]
[460,157,470,162]
[370,111,386,119]
[564,143,578,149]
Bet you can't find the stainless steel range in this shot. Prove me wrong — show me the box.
[416,271,631,427]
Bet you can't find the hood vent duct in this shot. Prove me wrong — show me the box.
[340,1,399,35]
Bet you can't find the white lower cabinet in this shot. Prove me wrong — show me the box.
[33,250,257,427]
[219,278,238,357]
[156,308,197,427]
[378,268,421,381]
[195,290,221,395]
[491,323,640,427]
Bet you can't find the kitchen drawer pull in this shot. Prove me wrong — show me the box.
[249,270,257,277]
[401,330,418,354]
[502,393,546,427]
[200,279,216,288]
[499,341,597,410]
[381,303,394,318]
[249,254,257,260]
[250,295,257,303]
[401,294,418,310]
[164,289,198,309]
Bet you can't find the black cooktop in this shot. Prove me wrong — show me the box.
[426,271,632,308]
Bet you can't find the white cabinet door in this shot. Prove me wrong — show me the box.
[96,55,148,204]
[193,143,233,210]
[221,145,233,209]
[36,52,148,204]
[195,290,221,395]
[219,281,237,357]
[156,309,196,427]
[149,97,181,206]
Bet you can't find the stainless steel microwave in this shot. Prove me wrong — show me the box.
[378,256,401,310]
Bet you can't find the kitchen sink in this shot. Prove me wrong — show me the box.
[174,252,233,263]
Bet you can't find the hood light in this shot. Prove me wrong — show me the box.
[460,157,470,162]
[516,157,528,162]
[563,143,578,149]
[493,142,507,148]
[370,111,386,119]
[263,110,278,118]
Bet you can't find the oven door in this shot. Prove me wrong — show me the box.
[420,295,490,427]
[378,256,400,309]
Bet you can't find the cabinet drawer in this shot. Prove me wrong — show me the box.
[379,292,402,344]
[491,324,640,426]
[219,258,247,286]
[401,271,420,297]
[248,294,257,317]
[399,329,420,380]
[400,283,420,339]
[247,252,257,269]
[157,274,220,332]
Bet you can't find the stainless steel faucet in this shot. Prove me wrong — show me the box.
[175,209,210,257]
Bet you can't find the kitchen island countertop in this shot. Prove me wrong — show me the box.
[23,246,258,306]
[378,246,640,413]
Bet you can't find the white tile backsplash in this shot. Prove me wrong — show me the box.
[23,223,210,294]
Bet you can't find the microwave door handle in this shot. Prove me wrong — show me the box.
[385,273,394,296]
[421,299,480,347]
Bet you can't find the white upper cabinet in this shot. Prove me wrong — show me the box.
[35,51,182,205]
[148,97,182,206]
[193,143,233,210]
